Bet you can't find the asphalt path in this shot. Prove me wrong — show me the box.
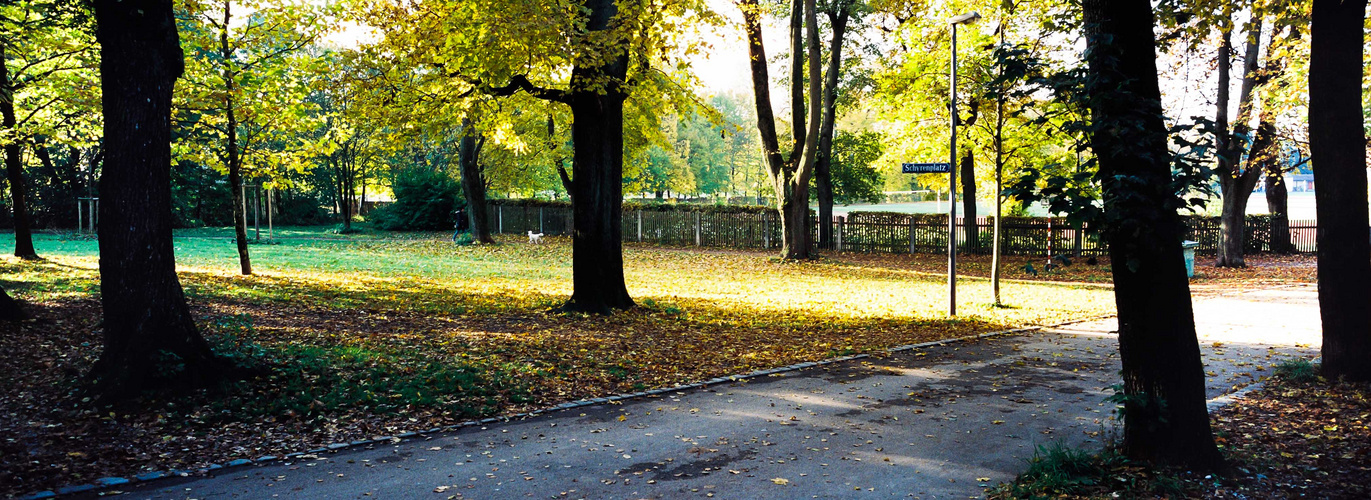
[85,285,1320,500]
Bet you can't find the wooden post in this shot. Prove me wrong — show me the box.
[763,214,770,249]
[498,204,504,234]
[836,216,844,252]
[539,207,545,234]
[637,210,643,242]
[695,212,702,246]
[909,216,917,254]
[77,197,83,234]
[267,187,274,240]
[253,183,261,241]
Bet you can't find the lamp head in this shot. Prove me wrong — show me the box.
[949,11,981,25]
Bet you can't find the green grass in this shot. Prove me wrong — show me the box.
[2,231,1113,325]
[989,443,1186,499]
[206,314,529,421]
[1,229,1116,429]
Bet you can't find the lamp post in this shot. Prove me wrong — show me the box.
[947,10,980,317]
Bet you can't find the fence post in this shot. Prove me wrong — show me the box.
[637,210,643,242]
[539,207,545,234]
[909,217,917,254]
[763,214,770,249]
[695,212,702,246]
[498,205,503,234]
[836,216,844,252]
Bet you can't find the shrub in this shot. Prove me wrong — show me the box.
[371,168,462,231]
[1274,359,1320,383]
[273,194,331,225]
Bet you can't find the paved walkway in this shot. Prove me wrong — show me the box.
[89,285,1320,499]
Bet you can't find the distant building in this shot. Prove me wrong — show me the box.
[1287,174,1315,192]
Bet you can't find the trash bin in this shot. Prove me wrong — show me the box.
[1182,240,1200,278]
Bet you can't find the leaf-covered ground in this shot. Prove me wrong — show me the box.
[1,232,1114,497]
[0,231,1314,497]
[990,364,1370,499]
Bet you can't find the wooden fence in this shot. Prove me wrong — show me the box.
[487,202,1319,255]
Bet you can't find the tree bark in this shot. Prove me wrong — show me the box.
[559,0,634,313]
[1214,20,1263,268]
[1081,0,1223,469]
[741,0,822,260]
[220,1,251,274]
[90,0,231,400]
[459,118,494,243]
[959,149,979,253]
[0,45,39,260]
[1310,0,1371,382]
[0,284,25,321]
[814,4,850,251]
[547,115,575,200]
[1264,167,1293,253]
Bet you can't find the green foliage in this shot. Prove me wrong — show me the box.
[170,160,233,227]
[828,130,885,205]
[1273,359,1319,383]
[452,231,476,246]
[370,167,461,231]
[990,443,1188,499]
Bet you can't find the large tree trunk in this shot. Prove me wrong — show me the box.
[1264,168,1293,253]
[0,45,39,260]
[741,0,821,260]
[0,285,25,321]
[814,159,834,249]
[813,4,850,251]
[1081,0,1223,469]
[560,0,634,314]
[1310,0,1371,382]
[91,0,230,400]
[459,118,494,244]
[959,149,979,253]
[1214,20,1263,268]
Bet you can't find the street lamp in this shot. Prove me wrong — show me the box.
[947,11,980,317]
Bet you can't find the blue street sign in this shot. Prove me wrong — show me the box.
[902,162,952,174]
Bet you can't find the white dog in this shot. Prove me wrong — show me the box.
[527,231,544,244]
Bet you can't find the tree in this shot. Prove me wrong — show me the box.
[365,0,713,313]
[1080,0,1222,468]
[457,117,494,243]
[0,0,93,259]
[1208,15,1266,268]
[813,0,858,250]
[1309,0,1371,382]
[90,0,228,398]
[741,0,824,260]
[826,130,883,204]
[176,0,329,274]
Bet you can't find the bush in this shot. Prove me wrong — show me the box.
[1274,359,1320,383]
[371,168,462,231]
[273,194,331,225]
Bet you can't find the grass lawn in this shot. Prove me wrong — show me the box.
[0,227,1309,497]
